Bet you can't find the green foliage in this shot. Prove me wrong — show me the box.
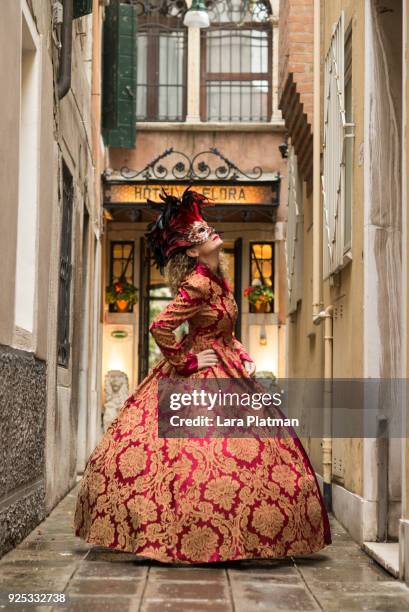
[106,280,138,305]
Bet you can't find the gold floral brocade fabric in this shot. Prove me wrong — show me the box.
[73,262,332,563]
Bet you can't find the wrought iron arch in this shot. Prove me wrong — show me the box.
[123,0,187,19]
[117,147,263,181]
[204,0,272,25]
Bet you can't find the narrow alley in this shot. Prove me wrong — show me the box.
[1,483,409,611]
[3,0,409,608]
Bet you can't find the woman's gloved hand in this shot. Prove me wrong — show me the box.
[197,348,219,370]
[244,360,256,377]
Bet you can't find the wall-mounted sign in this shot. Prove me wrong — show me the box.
[105,183,277,206]
[111,330,129,339]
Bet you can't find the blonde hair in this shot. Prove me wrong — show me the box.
[165,250,229,296]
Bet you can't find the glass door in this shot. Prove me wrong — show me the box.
[223,238,242,340]
[138,239,173,382]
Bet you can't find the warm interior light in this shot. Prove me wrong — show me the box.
[259,325,268,346]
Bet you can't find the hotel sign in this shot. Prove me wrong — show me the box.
[105,183,276,206]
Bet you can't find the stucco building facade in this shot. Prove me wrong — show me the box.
[280,0,409,583]
[0,0,104,556]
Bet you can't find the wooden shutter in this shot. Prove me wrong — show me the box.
[102,1,137,148]
[57,162,74,368]
[285,145,304,315]
[322,11,345,278]
[73,0,93,19]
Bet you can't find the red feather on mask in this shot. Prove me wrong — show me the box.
[145,185,215,273]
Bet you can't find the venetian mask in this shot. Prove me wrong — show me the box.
[186,220,215,244]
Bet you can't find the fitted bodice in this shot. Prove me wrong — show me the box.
[185,264,238,343]
[149,261,252,376]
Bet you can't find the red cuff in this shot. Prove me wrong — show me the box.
[239,350,253,363]
[175,352,198,376]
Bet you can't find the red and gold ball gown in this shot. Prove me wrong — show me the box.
[74,261,332,563]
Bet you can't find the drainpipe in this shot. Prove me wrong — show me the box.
[312,0,333,511]
[57,0,74,100]
[312,0,321,323]
[400,0,408,583]
[321,305,334,511]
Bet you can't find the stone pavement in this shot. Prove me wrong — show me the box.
[1,484,409,611]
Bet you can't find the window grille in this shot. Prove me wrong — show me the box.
[200,0,272,122]
[57,162,74,368]
[249,242,274,313]
[285,145,304,315]
[322,12,354,278]
[134,1,188,121]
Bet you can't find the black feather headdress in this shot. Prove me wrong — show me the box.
[145,184,215,273]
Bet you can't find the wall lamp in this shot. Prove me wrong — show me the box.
[183,0,210,28]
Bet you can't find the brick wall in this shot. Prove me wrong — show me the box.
[278,0,314,128]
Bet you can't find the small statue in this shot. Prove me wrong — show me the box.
[103,370,129,432]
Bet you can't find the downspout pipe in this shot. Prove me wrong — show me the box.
[312,0,333,511]
[57,0,74,100]
[321,304,334,511]
[312,0,321,322]
[400,0,408,583]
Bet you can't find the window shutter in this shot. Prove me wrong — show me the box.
[322,11,345,279]
[285,145,304,315]
[102,1,137,149]
[73,0,93,20]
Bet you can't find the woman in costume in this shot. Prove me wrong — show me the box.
[73,187,332,563]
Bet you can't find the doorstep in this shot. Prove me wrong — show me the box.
[362,541,399,578]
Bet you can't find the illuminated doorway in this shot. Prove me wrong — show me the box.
[137,237,242,382]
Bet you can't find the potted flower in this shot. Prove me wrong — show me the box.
[106,277,138,313]
[243,278,274,313]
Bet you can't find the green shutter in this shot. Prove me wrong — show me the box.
[102,1,137,149]
[73,0,93,19]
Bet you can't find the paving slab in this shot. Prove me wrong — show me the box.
[66,577,143,596]
[140,601,232,612]
[75,560,147,579]
[142,577,230,600]
[52,595,134,612]
[231,581,321,611]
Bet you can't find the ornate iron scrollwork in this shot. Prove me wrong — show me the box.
[125,0,187,19]
[119,147,263,181]
[125,0,271,23]
[204,0,271,25]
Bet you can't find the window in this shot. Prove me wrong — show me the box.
[200,0,272,122]
[103,0,275,132]
[109,241,135,312]
[135,1,187,121]
[14,6,40,336]
[148,257,173,370]
[57,162,74,368]
[322,12,354,278]
[249,242,274,313]
[285,145,304,315]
